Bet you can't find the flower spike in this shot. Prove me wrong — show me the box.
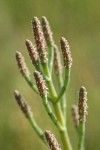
[32,17,48,63]
[42,16,54,46]
[14,90,33,118]
[25,39,39,64]
[34,71,48,97]
[60,37,72,68]
[45,130,61,150]
[16,51,30,77]
[78,86,88,122]
[72,105,79,128]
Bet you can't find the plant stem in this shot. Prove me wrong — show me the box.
[32,60,43,73]
[56,70,67,123]
[42,96,64,131]
[54,103,72,150]
[48,45,54,73]
[60,129,73,150]
[42,61,72,150]
[43,63,51,79]
[56,68,71,102]
[77,122,85,150]
[28,116,46,144]
[46,79,57,100]
[53,103,65,126]
[25,76,38,94]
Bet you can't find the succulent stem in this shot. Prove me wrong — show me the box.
[42,96,64,131]
[48,45,54,73]
[28,117,46,144]
[14,90,46,144]
[25,76,38,94]
[56,68,71,102]
[60,129,73,150]
[54,45,67,122]
[53,102,72,150]
[77,123,85,150]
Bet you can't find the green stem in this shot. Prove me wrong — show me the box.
[42,96,64,131]
[60,129,73,150]
[53,103,72,150]
[42,60,72,150]
[56,71,67,123]
[25,76,38,94]
[46,79,57,100]
[62,94,67,123]
[42,63,57,101]
[32,60,43,73]
[43,63,50,78]
[77,122,85,150]
[53,103,65,126]
[28,116,46,144]
[56,68,71,102]
[48,45,54,73]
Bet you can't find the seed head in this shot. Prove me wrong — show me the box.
[34,71,48,97]
[32,17,48,63]
[16,51,30,77]
[78,86,88,122]
[72,105,79,128]
[25,39,39,64]
[14,90,33,118]
[60,37,72,68]
[42,16,54,46]
[54,44,62,75]
[45,130,61,150]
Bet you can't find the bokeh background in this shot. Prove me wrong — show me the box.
[0,0,100,150]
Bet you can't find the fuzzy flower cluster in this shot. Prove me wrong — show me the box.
[45,130,61,150]
[78,86,88,122]
[34,71,48,97]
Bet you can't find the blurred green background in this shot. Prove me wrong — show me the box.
[0,0,100,150]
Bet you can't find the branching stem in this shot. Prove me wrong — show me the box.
[42,96,64,131]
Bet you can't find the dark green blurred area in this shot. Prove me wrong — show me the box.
[0,0,100,149]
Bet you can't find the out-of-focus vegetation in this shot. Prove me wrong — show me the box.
[0,0,100,150]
